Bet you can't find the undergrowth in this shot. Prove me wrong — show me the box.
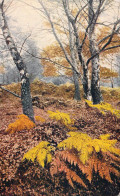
[6,114,36,134]
[22,133,120,188]
[23,141,55,167]
[47,110,74,126]
[86,100,120,118]
[2,80,120,102]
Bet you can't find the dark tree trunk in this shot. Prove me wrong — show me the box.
[0,2,34,121]
[79,55,91,100]
[73,70,81,100]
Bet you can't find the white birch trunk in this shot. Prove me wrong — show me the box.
[62,0,91,100]
[69,21,81,100]
[0,2,34,121]
[88,0,102,104]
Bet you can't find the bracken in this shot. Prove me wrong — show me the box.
[58,132,120,164]
[6,114,36,134]
[86,100,120,118]
[47,110,74,126]
[23,141,55,167]
[23,132,120,188]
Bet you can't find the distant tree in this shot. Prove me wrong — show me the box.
[0,0,34,122]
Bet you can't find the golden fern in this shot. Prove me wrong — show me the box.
[6,114,36,134]
[23,141,55,167]
[85,100,120,118]
[47,110,74,126]
[22,132,120,188]
[58,132,120,164]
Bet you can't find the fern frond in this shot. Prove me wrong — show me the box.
[104,151,120,163]
[47,110,74,126]
[85,100,120,118]
[6,114,36,134]
[58,150,79,166]
[58,132,120,164]
[50,155,86,188]
[22,141,55,167]
[88,154,120,183]
[66,167,87,188]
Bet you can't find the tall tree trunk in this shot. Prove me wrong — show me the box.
[71,17,91,100]
[73,70,81,100]
[88,0,102,104]
[68,20,81,100]
[91,54,102,104]
[0,2,34,121]
[78,52,91,100]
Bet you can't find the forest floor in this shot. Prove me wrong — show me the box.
[0,82,120,196]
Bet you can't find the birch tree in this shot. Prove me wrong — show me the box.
[62,0,120,104]
[0,0,34,121]
[87,0,120,103]
[38,0,81,100]
[62,0,92,100]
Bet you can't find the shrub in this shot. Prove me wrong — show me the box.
[86,100,120,118]
[6,114,36,134]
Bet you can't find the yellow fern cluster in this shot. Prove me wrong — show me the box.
[85,100,120,118]
[23,141,55,167]
[6,114,36,134]
[58,132,120,164]
[23,132,120,188]
[47,110,74,126]
[35,116,45,123]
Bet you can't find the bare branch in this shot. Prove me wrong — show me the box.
[19,34,31,54]
[0,86,21,98]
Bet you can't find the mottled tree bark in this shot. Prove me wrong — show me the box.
[0,1,34,121]
[41,0,81,101]
[91,53,102,104]
[69,21,81,100]
[88,0,102,104]
[62,0,91,100]
[72,70,81,100]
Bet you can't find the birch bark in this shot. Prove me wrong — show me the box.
[0,1,34,121]
[88,0,102,104]
[68,19,81,100]
[62,0,91,100]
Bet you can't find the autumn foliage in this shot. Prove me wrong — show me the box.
[86,100,120,118]
[23,141,55,168]
[6,114,36,134]
[23,132,120,188]
[47,110,74,126]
